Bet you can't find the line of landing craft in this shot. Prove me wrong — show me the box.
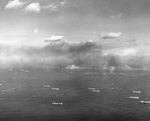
[65,65,116,71]
[64,65,126,75]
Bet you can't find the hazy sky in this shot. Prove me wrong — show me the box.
[0,0,150,45]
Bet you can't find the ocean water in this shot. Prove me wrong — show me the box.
[0,68,150,121]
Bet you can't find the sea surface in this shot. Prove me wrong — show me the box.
[0,68,150,121]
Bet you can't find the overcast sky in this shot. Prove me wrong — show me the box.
[0,0,150,45]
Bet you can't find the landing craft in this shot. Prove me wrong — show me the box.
[100,32,122,39]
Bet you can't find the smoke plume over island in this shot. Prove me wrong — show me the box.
[0,36,149,70]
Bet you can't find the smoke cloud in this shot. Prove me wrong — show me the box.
[0,38,150,70]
